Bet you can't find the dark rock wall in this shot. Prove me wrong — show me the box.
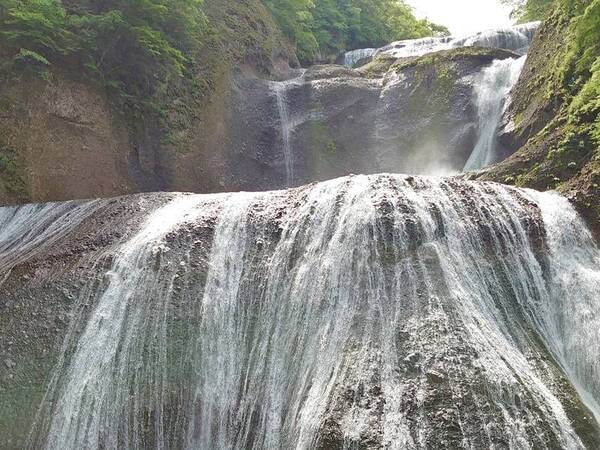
[0,0,297,205]
[221,48,517,189]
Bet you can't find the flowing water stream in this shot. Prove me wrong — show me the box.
[271,71,307,187]
[3,14,599,450]
[463,56,526,171]
[343,22,540,68]
[23,175,600,449]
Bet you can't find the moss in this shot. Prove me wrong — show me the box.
[401,60,458,125]
[309,121,336,153]
[0,120,27,201]
[306,120,343,177]
[357,55,396,77]
[358,47,516,80]
[391,47,517,72]
[480,0,600,238]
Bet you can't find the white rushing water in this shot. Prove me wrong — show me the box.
[27,174,600,449]
[343,47,378,68]
[463,55,526,171]
[0,200,104,277]
[343,22,539,68]
[271,71,307,187]
[31,194,221,450]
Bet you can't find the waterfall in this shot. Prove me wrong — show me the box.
[463,56,526,171]
[28,194,226,450]
[343,22,540,67]
[271,71,306,187]
[343,48,377,68]
[376,36,454,60]
[0,200,104,276]
[27,174,600,449]
[273,82,293,186]
[453,22,541,55]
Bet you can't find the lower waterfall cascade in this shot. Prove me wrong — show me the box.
[0,6,598,449]
[17,174,600,449]
[463,55,526,171]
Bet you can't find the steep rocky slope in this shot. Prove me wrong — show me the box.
[0,42,520,202]
[477,0,600,237]
[228,47,518,189]
[0,0,297,205]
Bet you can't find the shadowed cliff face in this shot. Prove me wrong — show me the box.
[1,175,600,449]
[0,0,297,206]
[223,48,521,190]
[0,14,535,205]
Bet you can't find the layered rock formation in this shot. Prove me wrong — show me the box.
[0,15,535,203]
[1,175,600,449]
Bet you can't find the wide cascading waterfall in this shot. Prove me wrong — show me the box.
[463,55,526,171]
[26,174,600,449]
[343,22,539,68]
[375,36,454,60]
[27,194,222,450]
[451,22,540,55]
[0,200,105,276]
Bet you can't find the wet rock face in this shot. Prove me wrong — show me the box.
[223,48,518,190]
[0,41,519,205]
[3,176,599,449]
[0,194,174,449]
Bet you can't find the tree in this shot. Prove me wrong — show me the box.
[263,0,448,62]
[0,0,207,110]
[500,0,554,22]
[262,0,318,61]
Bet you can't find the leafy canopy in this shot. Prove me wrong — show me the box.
[500,0,554,22]
[263,0,448,62]
[0,0,207,111]
[566,0,600,144]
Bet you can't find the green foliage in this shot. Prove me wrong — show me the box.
[263,0,448,62]
[520,0,554,21]
[0,152,27,197]
[14,47,49,65]
[563,0,600,149]
[510,0,600,192]
[263,0,317,61]
[0,0,76,55]
[0,0,207,112]
[501,0,554,22]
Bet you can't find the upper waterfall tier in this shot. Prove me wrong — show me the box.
[463,55,527,171]
[245,47,520,190]
[343,22,540,68]
[1,175,596,449]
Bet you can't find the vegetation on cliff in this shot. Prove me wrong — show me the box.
[502,0,554,22]
[0,0,447,107]
[0,0,207,113]
[512,0,600,184]
[262,0,448,62]
[0,0,295,204]
[481,0,600,235]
